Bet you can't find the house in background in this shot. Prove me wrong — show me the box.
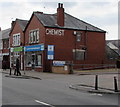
[9,19,28,70]
[106,40,120,60]
[1,28,11,69]
[0,27,2,69]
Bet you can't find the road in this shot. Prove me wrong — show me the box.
[2,72,119,106]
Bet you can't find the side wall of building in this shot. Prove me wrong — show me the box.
[45,28,106,71]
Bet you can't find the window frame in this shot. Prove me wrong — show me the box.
[29,29,39,44]
[13,33,21,46]
[73,49,85,60]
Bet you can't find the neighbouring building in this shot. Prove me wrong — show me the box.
[9,19,28,70]
[23,3,106,72]
[106,40,120,60]
[0,27,2,69]
[1,28,11,69]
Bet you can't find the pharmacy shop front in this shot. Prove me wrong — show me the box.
[24,44,44,72]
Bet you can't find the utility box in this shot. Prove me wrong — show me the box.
[52,61,72,74]
[52,65,69,74]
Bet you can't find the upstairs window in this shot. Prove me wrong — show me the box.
[3,39,9,49]
[29,29,39,44]
[76,34,81,42]
[13,33,20,46]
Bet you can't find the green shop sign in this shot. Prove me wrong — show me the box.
[13,47,23,52]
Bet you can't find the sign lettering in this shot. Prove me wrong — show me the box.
[46,29,64,36]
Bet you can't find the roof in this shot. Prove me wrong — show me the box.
[2,28,11,39]
[17,19,28,31]
[107,42,118,50]
[10,19,28,35]
[34,12,106,32]
[106,40,120,56]
[106,40,120,47]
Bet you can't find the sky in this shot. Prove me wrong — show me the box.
[0,0,119,40]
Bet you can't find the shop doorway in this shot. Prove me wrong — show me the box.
[2,55,10,69]
[32,54,35,69]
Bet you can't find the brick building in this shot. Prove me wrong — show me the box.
[0,28,2,69]
[9,19,28,70]
[23,3,106,72]
[0,28,11,69]
[106,40,120,60]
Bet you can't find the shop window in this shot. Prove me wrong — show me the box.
[26,53,32,67]
[36,55,42,66]
[13,52,20,66]
[25,52,42,67]
[29,29,39,44]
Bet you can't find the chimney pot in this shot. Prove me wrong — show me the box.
[58,3,61,8]
[61,4,63,8]
[57,3,64,26]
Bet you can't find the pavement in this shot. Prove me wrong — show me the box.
[1,68,120,94]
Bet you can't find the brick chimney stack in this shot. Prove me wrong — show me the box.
[11,21,15,28]
[57,3,64,27]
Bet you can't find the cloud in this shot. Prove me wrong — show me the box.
[0,1,118,40]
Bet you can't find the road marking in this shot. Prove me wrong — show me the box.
[97,94,103,96]
[35,100,55,107]
[90,93,103,96]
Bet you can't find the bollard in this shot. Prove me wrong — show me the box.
[95,75,98,90]
[69,63,73,74]
[114,76,118,92]
[9,68,11,75]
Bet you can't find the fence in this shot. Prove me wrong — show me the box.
[72,64,116,71]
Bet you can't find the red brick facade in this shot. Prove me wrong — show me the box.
[10,3,106,72]
[2,38,10,69]
[10,19,27,70]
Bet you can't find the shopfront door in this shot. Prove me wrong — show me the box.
[32,54,35,69]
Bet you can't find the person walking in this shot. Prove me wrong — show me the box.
[16,58,21,76]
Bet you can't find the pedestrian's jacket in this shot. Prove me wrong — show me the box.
[16,59,20,69]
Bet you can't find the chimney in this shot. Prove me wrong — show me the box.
[57,3,64,26]
[11,21,15,28]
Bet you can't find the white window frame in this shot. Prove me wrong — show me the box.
[13,33,20,46]
[29,29,39,44]
[36,30,39,43]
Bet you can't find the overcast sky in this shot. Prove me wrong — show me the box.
[0,0,119,40]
